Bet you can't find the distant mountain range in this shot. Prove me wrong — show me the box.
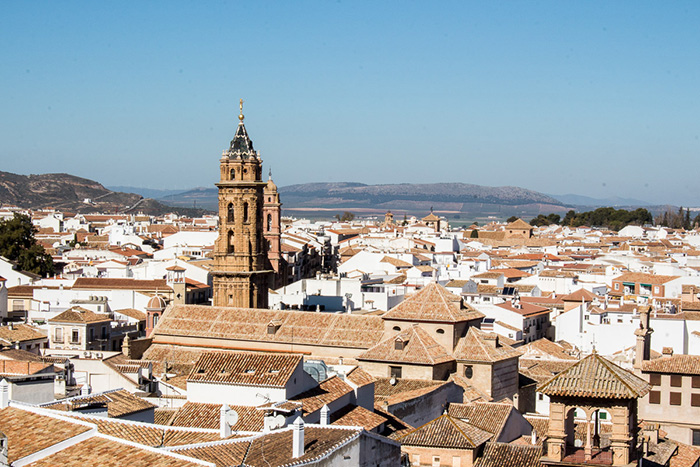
[0,172,207,217]
[156,182,571,220]
[0,172,668,221]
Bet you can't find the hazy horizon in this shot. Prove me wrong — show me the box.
[2,1,699,205]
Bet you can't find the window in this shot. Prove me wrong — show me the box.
[464,365,473,379]
[394,340,404,350]
[71,329,80,344]
[267,214,272,232]
[89,328,94,342]
[671,375,683,387]
[614,283,620,290]
[436,328,445,335]
[228,230,235,254]
[649,391,661,404]
[54,328,63,343]
[693,430,700,446]
[227,203,234,222]
[243,202,249,223]
[392,326,401,332]
[389,366,402,379]
[693,376,700,389]
[649,374,661,386]
[538,394,543,401]
[670,392,682,406]
[692,394,700,407]
[432,456,440,467]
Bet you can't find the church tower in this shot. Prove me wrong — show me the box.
[212,100,273,308]
[263,171,287,288]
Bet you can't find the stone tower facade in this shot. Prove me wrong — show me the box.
[212,102,273,308]
[263,171,288,288]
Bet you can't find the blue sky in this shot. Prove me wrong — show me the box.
[1,1,699,205]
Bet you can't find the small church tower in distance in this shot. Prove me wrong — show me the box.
[211,100,273,308]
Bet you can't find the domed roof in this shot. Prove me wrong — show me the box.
[147,295,167,310]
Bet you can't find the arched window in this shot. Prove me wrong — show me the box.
[267,214,272,232]
[436,328,445,334]
[230,169,235,180]
[392,326,401,332]
[227,230,235,253]
[243,202,249,223]
[227,203,234,223]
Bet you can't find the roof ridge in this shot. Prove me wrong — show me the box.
[594,353,636,396]
[536,357,583,393]
[446,413,475,446]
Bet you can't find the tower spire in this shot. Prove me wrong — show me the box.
[238,98,245,122]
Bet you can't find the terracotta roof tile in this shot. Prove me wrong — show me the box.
[153,305,385,350]
[0,407,93,463]
[357,325,455,366]
[41,389,155,418]
[0,324,47,343]
[453,328,521,363]
[330,404,387,431]
[642,354,700,375]
[48,306,111,324]
[170,403,263,431]
[187,352,301,388]
[398,413,491,449]
[290,376,354,415]
[447,401,514,437]
[538,353,650,399]
[383,283,483,323]
[475,442,543,467]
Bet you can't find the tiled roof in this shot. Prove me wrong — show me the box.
[152,305,385,350]
[447,401,513,437]
[23,435,203,467]
[453,327,521,363]
[523,414,549,441]
[48,306,111,324]
[475,442,543,467]
[519,338,577,361]
[330,404,387,431]
[290,376,354,415]
[612,272,680,285]
[505,219,533,230]
[169,403,263,431]
[382,283,483,323]
[560,288,598,302]
[519,359,576,384]
[175,426,362,467]
[41,389,155,418]
[0,324,47,343]
[398,413,491,449]
[642,354,700,375]
[357,325,455,366]
[187,351,301,388]
[0,407,93,463]
[495,301,550,317]
[538,353,650,399]
[57,412,231,447]
[345,367,376,387]
[72,277,171,290]
[669,441,700,467]
[380,256,412,268]
[113,308,147,321]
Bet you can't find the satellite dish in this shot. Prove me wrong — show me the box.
[272,414,286,429]
[225,409,239,428]
[389,377,397,386]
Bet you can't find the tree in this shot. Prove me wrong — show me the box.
[334,211,355,222]
[470,229,479,238]
[0,214,53,277]
[506,216,518,223]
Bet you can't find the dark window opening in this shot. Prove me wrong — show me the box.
[389,366,402,379]
[227,203,234,223]
[243,202,249,223]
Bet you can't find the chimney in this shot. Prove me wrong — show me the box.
[0,379,8,409]
[484,334,499,348]
[220,404,232,438]
[662,347,674,357]
[531,429,537,445]
[292,416,305,458]
[81,384,91,396]
[320,404,330,426]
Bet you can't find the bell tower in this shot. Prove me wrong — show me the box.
[263,170,288,288]
[212,100,273,308]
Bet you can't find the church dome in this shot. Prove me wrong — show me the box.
[147,295,167,311]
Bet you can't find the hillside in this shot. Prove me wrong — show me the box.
[159,182,571,219]
[0,171,208,217]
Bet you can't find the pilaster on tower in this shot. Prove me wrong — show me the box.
[211,101,273,309]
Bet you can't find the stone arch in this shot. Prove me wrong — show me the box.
[227,203,234,223]
[243,202,249,223]
[267,213,272,232]
[227,230,235,254]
